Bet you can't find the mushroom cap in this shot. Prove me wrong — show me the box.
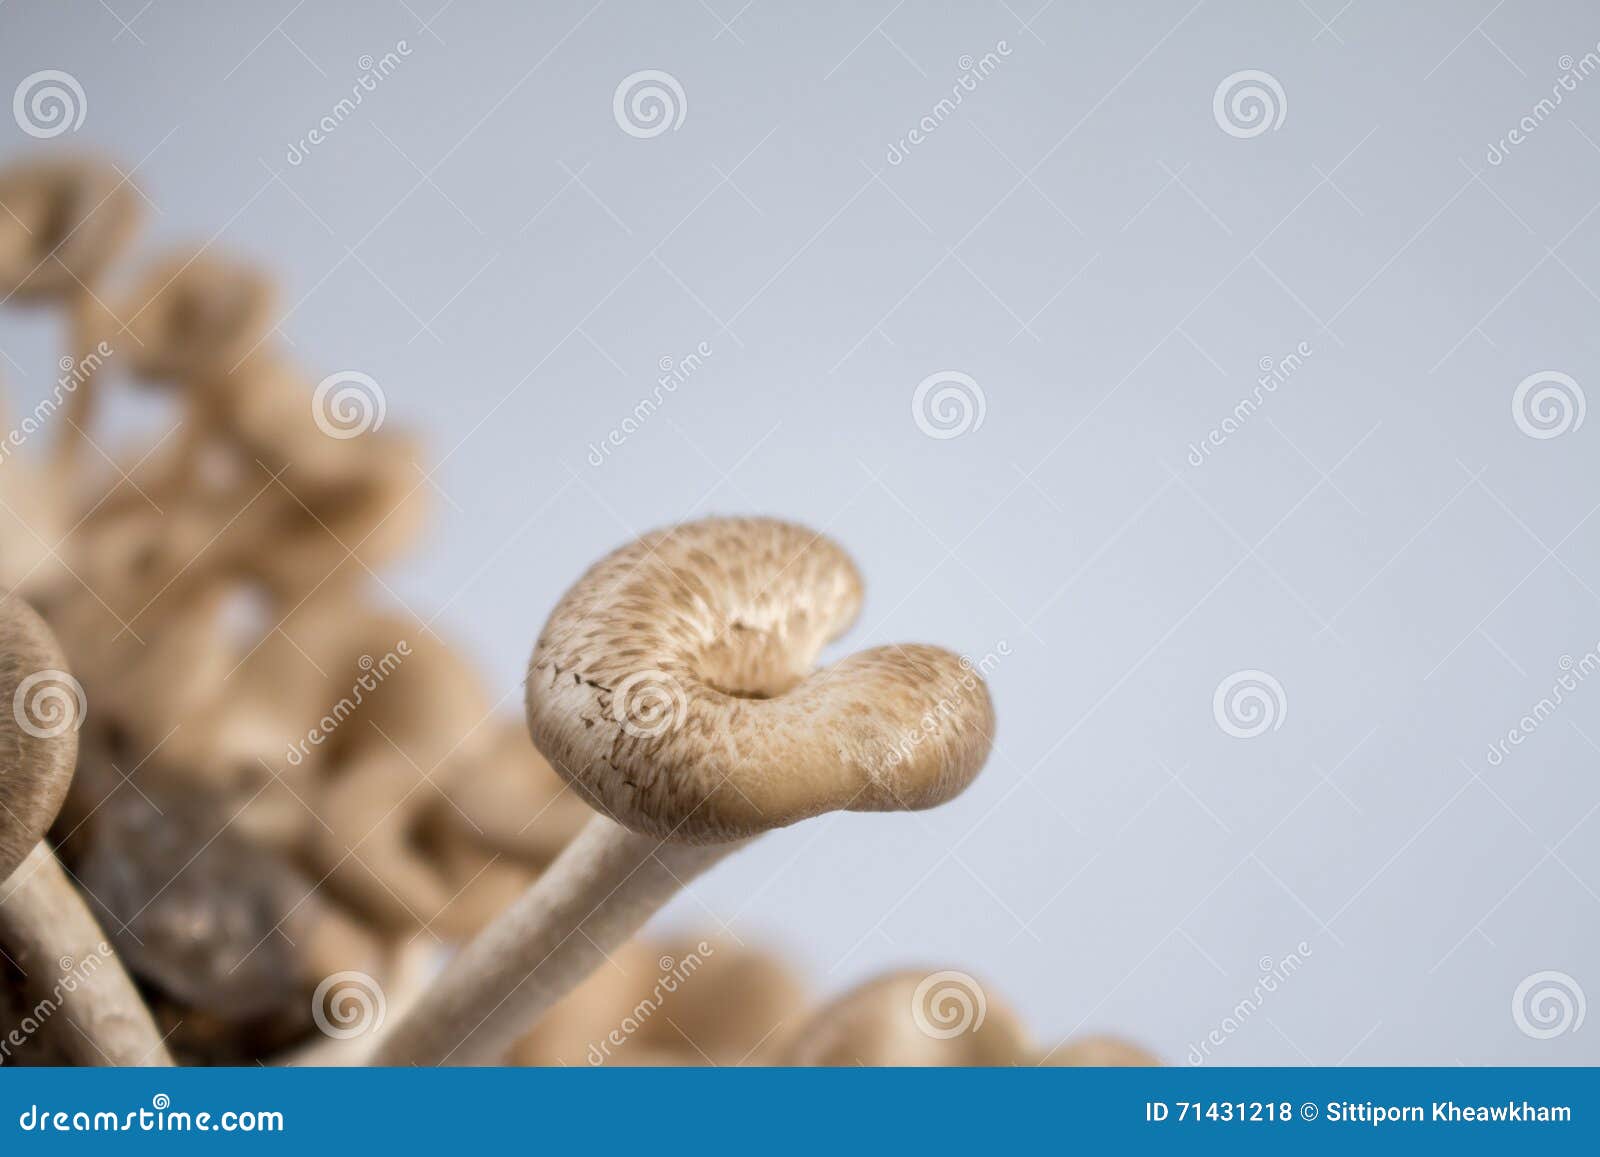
[0,156,140,299]
[0,597,80,879]
[1041,1034,1159,1066]
[114,250,275,383]
[780,969,1033,1066]
[525,517,995,844]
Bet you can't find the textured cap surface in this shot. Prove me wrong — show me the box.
[525,517,995,843]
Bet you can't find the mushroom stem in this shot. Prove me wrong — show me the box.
[0,842,172,1066]
[374,815,737,1066]
[51,291,102,479]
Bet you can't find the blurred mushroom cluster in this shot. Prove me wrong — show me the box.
[0,154,1154,1067]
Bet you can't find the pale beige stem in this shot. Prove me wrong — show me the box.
[0,842,172,1066]
[51,291,102,480]
[374,815,737,1066]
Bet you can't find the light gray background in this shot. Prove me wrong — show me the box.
[3,0,1598,1065]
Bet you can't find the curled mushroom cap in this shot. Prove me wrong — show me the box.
[0,597,79,880]
[0,157,140,300]
[526,517,995,843]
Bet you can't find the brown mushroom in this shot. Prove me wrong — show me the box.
[375,516,995,1065]
[0,595,170,1064]
[779,969,1032,1066]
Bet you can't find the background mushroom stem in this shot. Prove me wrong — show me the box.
[51,292,103,478]
[374,814,737,1066]
[0,842,172,1065]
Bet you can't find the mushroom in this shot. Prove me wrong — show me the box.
[0,157,141,475]
[375,515,995,1065]
[0,595,170,1064]
[778,969,1033,1066]
[1038,1034,1159,1066]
